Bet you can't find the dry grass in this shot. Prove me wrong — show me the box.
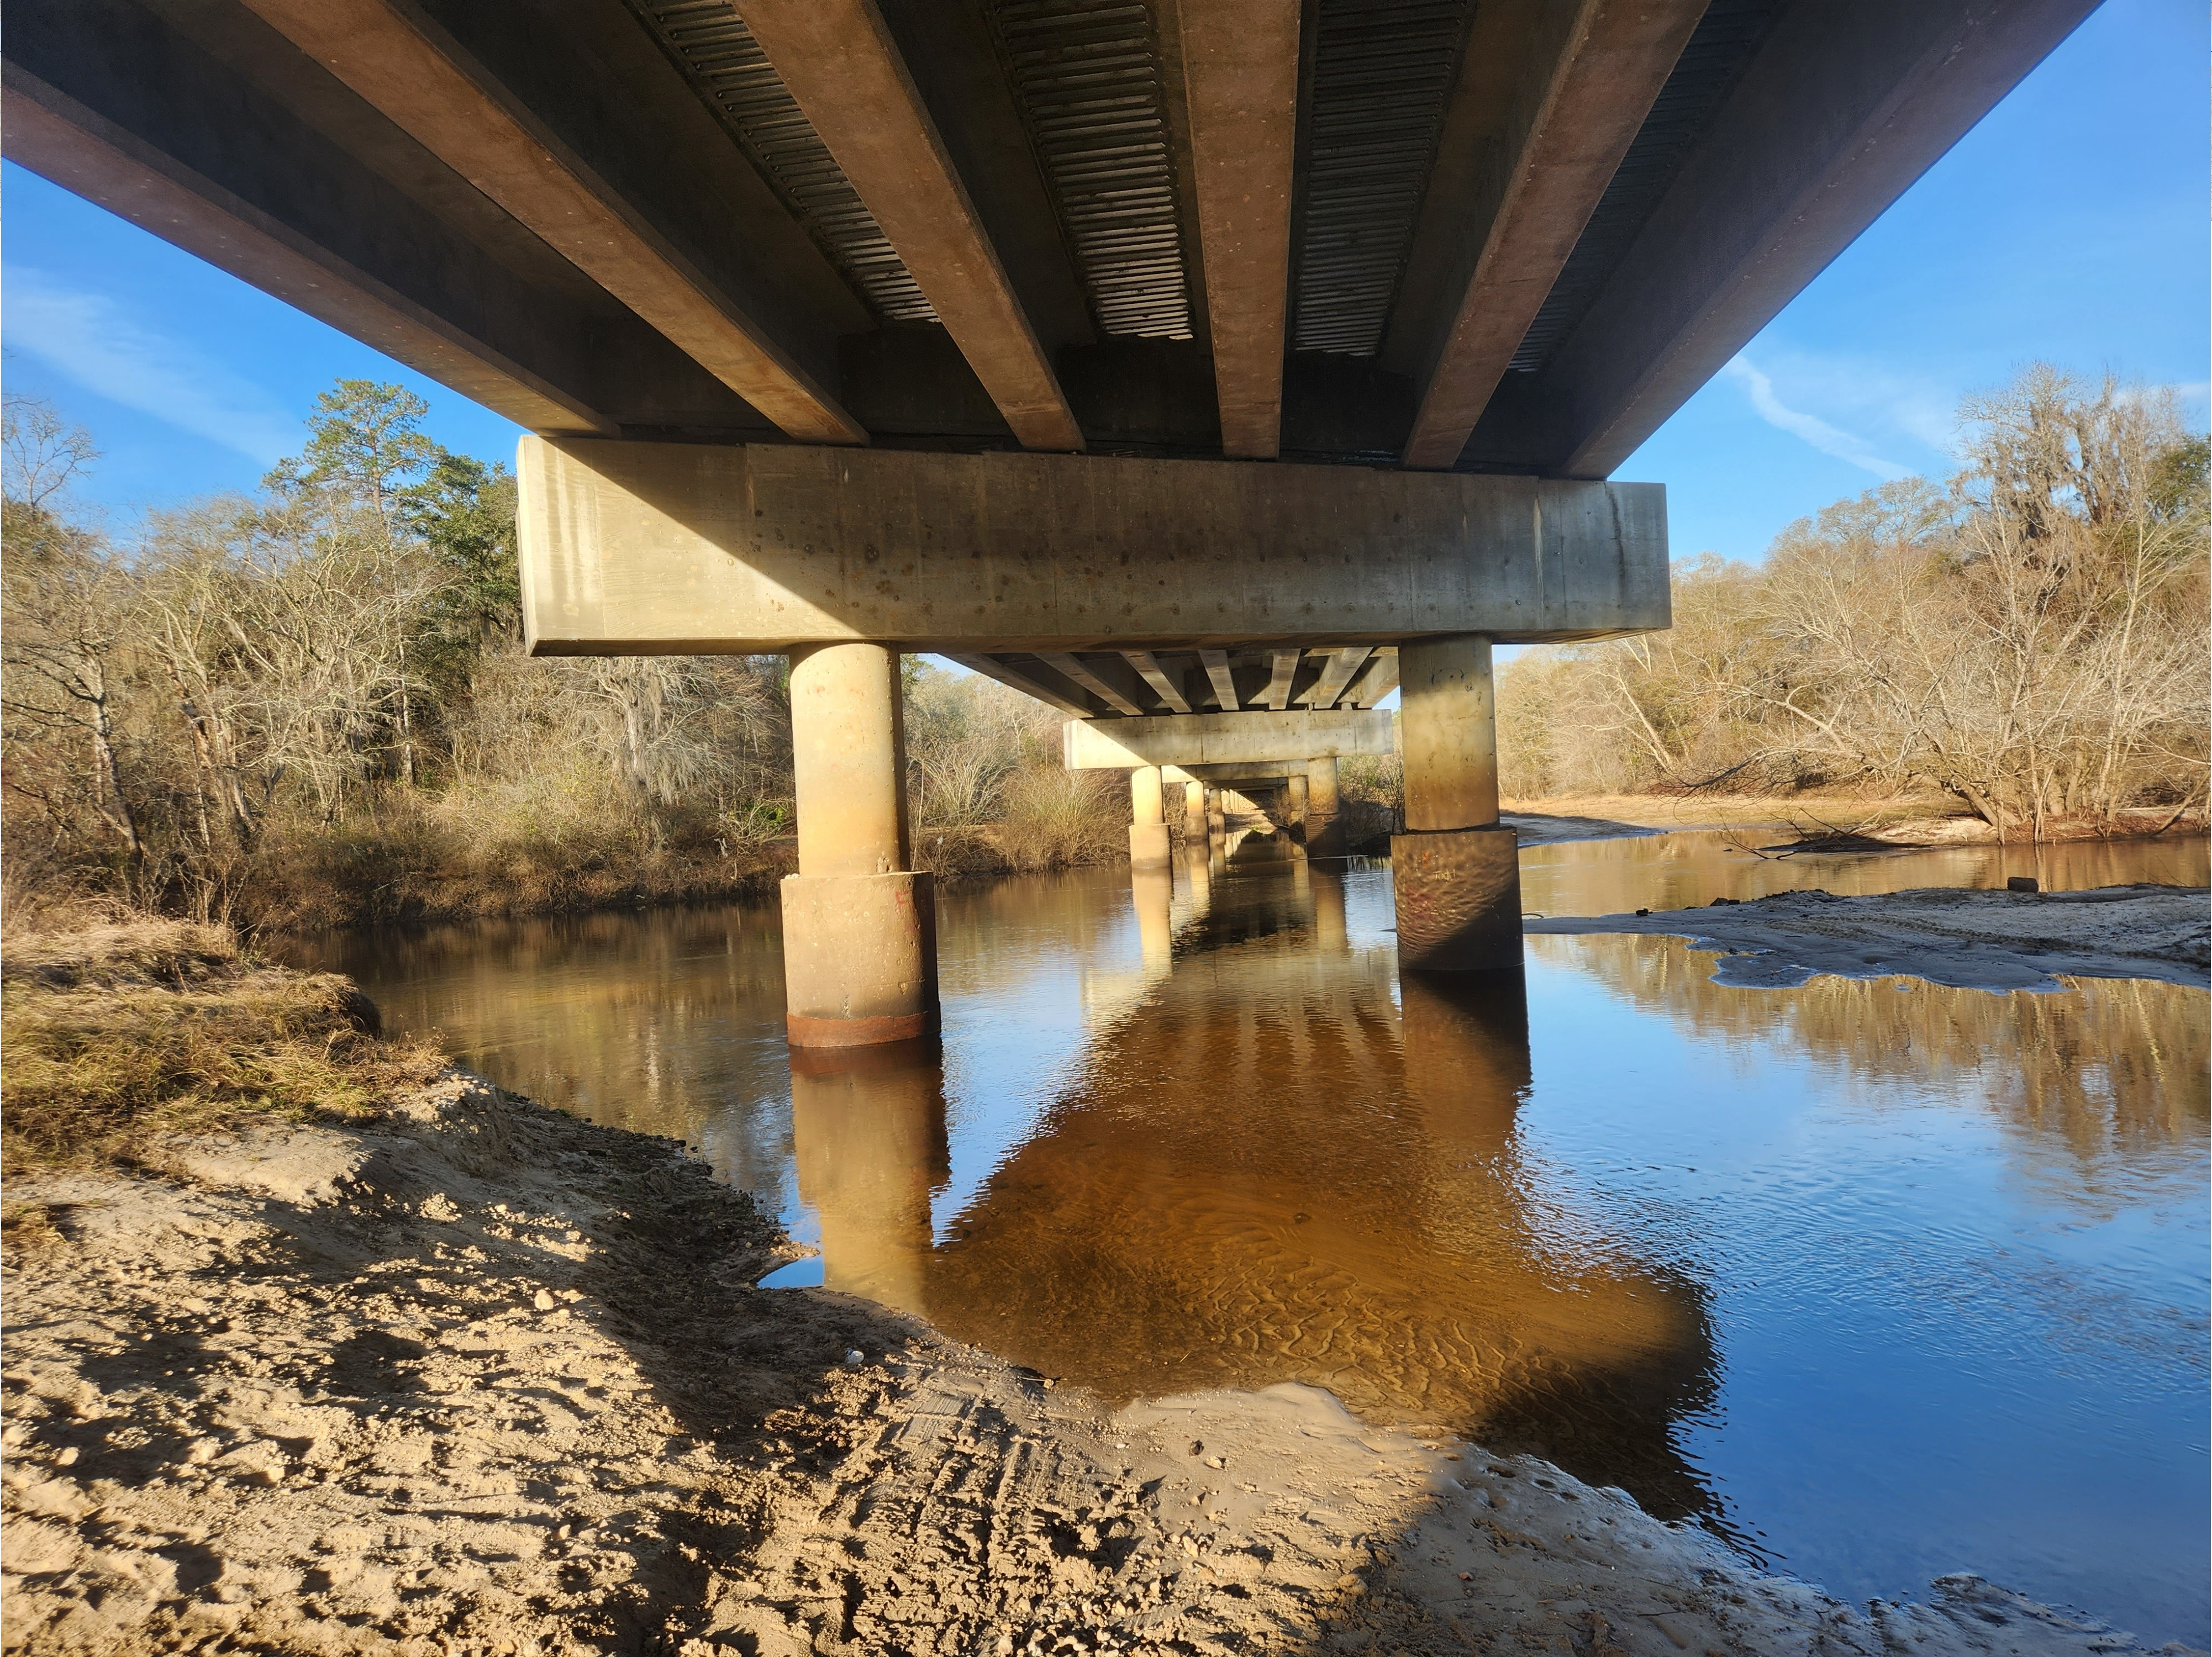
[990,769,1129,872]
[1,916,444,1174]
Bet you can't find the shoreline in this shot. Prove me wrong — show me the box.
[3,1078,2193,1657]
[1526,883,2211,991]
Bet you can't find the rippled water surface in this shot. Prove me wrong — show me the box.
[287,831,2210,1644]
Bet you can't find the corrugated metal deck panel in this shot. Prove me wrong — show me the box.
[1293,0,1473,357]
[629,0,939,323]
[990,0,1195,340]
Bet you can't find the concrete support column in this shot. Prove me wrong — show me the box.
[1286,772,1309,829]
[1305,756,1344,857]
[1392,634,1521,972]
[1183,779,1208,842]
[781,642,940,1046]
[1129,764,1172,869]
[1205,787,1226,838]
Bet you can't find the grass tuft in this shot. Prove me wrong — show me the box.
[2,917,444,1175]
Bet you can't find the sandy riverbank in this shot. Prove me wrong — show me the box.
[4,1068,2195,1656]
[1502,795,2209,847]
[1527,883,2210,991]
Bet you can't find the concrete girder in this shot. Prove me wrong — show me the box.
[1297,647,1374,710]
[517,439,1668,656]
[1344,648,1401,709]
[1039,652,1146,717]
[946,653,1091,717]
[738,0,1083,454]
[235,0,866,446]
[1063,709,1392,772]
[1257,651,1301,712]
[1198,651,1239,712]
[1176,0,1300,460]
[1461,0,2101,477]
[1397,0,1705,469]
[1124,652,1193,714]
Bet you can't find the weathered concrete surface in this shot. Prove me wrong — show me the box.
[1400,0,1705,469]
[518,438,1668,654]
[1402,634,1501,832]
[235,0,863,446]
[790,643,909,877]
[1395,826,1524,971]
[739,0,1081,453]
[780,872,940,1047]
[1179,0,1299,459]
[783,641,935,1046]
[1065,708,1393,770]
[1129,766,1171,869]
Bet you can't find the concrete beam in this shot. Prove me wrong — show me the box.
[1064,709,1393,771]
[1040,652,1146,717]
[518,437,1667,654]
[1198,651,1239,711]
[1471,0,2099,477]
[1177,0,1300,460]
[1125,652,1193,715]
[946,653,1090,717]
[740,0,1083,453]
[1399,0,1704,470]
[1344,648,1400,709]
[235,0,865,446]
[1257,651,1300,711]
[1297,647,1373,710]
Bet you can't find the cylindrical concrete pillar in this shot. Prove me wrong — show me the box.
[790,642,907,875]
[1205,787,1226,838]
[1400,634,1498,830]
[1306,756,1340,819]
[1129,764,1171,869]
[1392,633,1520,971]
[1305,755,1344,857]
[1183,779,1208,842]
[1287,772,1309,827]
[781,643,940,1046]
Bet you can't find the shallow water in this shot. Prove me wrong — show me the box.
[286,831,2210,1644]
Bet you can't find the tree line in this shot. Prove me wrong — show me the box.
[1,382,1110,928]
[1498,367,2209,840]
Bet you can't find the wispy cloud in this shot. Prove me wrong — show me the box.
[1721,356,1914,479]
[2,266,299,465]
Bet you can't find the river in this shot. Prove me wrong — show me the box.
[283,828,2210,1645]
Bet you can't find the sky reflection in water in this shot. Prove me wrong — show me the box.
[292,831,2209,1645]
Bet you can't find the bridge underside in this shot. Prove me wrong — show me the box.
[2,0,2096,1039]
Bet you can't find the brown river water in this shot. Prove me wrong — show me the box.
[285,829,2210,1645]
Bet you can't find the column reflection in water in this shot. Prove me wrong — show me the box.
[917,861,1720,1522]
[1311,865,1348,951]
[788,1039,949,1317]
[1131,867,1175,978]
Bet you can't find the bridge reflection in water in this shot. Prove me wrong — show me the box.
[788,830,1722,1523]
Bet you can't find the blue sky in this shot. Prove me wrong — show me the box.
[3,0,2204,561]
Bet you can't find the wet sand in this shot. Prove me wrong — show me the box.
[3,1077,2193,1656]
[1526,883,2210,990]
